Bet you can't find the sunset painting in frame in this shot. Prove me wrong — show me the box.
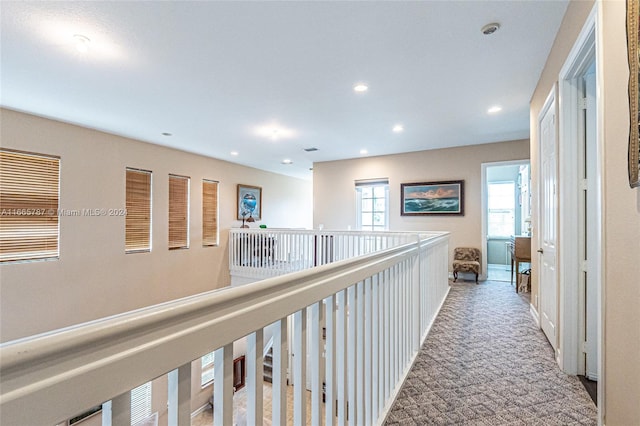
[401,180,464,216]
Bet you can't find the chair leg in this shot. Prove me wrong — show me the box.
[453,271,458,282]
[475,272,479,283]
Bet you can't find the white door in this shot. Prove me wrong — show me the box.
[584,70,598,380]
[539,91,558,351]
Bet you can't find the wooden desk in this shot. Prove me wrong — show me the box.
[508,235,531,292]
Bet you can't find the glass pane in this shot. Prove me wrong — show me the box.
[361,187,373,197]
[373,213,384,225]
[488,182,515,209]
[374,198,386,212]
[373,186,386,197]
[488,210,515,237]
[361,198,373,212]
[361,214,373,225]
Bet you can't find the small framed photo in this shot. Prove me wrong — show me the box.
[237,184,262,220]
[401,180,464,216]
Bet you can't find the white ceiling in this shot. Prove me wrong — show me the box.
[1,1,568,180]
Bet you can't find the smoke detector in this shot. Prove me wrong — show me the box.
[481,23,500,35]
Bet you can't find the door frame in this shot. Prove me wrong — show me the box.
[557,4,604,420]
[480,160,530,282]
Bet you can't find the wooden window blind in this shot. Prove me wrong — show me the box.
[168,174,189,250]
[0,149,60,263]
[125,168,152,253]
[202,179,219,247]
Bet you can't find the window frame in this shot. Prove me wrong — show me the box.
[130,381,152,426]
[125,168,152,254]
[168,174,190,250]
[355,180,389,232]
[0,148,60,263]
[202,179,219,247]
[487,181,516,238]
[201,351,215,387]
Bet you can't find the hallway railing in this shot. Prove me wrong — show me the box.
[0,231,449,426]
[229,228,438,278]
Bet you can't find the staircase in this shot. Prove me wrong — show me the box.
[263,347,273,383]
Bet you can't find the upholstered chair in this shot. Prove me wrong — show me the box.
[452,247,481,283]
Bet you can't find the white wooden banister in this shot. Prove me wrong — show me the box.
[0,231,449,426]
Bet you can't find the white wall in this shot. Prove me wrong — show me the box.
[313,139,530,272]
[530,1,640,422]
[0,108,312,339]
[1,108,313,415]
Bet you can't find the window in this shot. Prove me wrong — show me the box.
[201,351,215,386]
[126,168,152,253]
[130,382,152,425]
[487,182,516,237]
[168,174,189,249]
[0,149,60,263]
[356,179,389,231]
[202,179,219,247]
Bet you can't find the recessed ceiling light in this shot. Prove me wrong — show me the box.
[281,159,293,165]
[481,23,501,36]
[230,151,239,156]
[487,106,502,114]
[73,34,91,53]
[360,149,368,155]
[353,83,368,93]
[161,132,172,136]
[392,124,404,133]
[255,125,295,140]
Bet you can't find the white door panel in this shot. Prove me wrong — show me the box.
[539,91,558,351]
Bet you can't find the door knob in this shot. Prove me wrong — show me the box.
[537,249,544,254]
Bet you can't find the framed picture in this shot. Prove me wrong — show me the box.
[237,184,262,220]
[401,180,464,216]
[627,0,640,187]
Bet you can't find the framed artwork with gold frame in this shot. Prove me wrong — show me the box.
[627,0,640,187]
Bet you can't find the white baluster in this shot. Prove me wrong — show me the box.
[347,285,356,425]
[364,277,372,425]
[310,301,322,426]
[325,295,336,426]
[356,281,364,423]
[247,329,263,425]
[213,344,233,426]
[336,290,347,425]
[101,401,112,426]
[293,308,307,426]
[272,319,288,426]
[167,363,191,426]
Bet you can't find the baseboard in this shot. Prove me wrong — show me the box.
[190,402,211,418]
[529,303,540,327]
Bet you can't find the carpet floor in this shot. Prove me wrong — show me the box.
[384,280,597,425]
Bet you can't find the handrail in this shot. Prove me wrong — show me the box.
[0,232,449,426]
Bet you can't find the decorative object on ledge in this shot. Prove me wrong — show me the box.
[401,180,464,216]
[237,184,262,222]
[627,0,640,188]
